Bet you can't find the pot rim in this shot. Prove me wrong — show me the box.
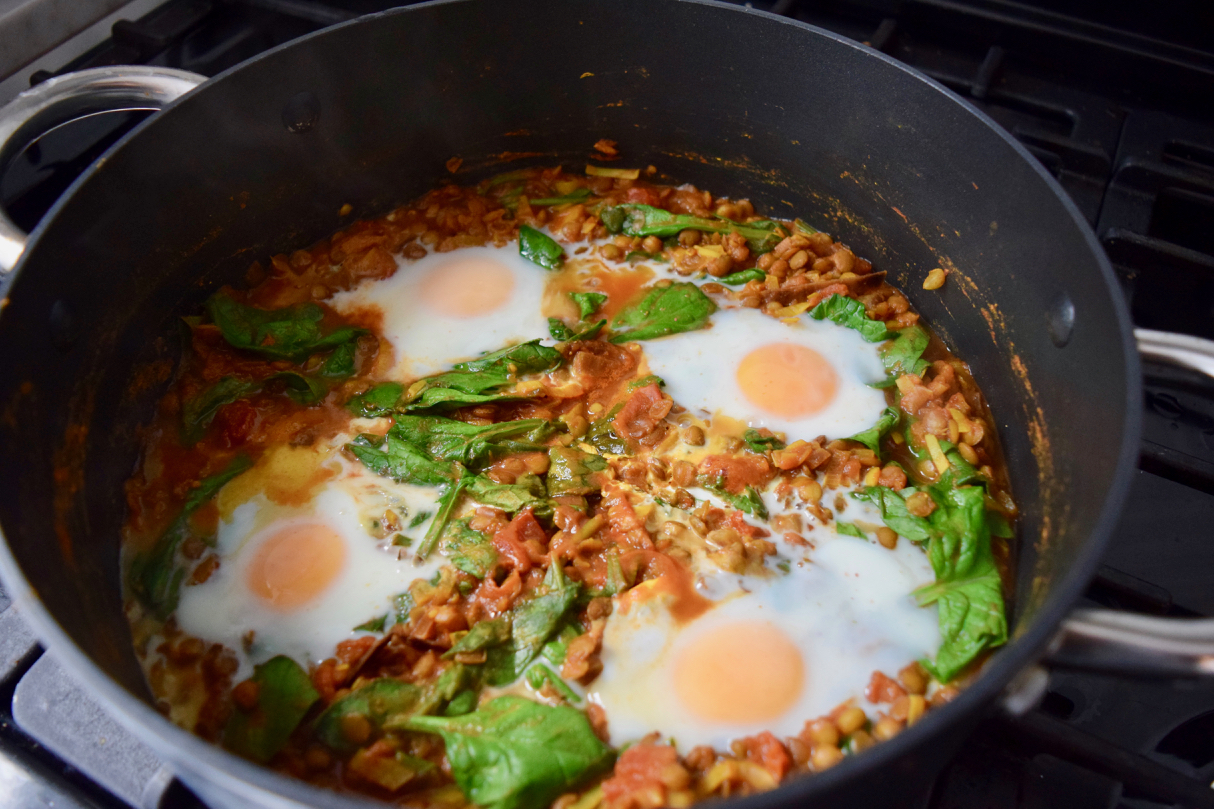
[0,0,1143,806]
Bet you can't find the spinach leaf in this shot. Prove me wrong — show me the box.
[404,340,563,412]
[546,447,608,496]
[404,664,475,719]
[609,282,717,343]
[530,188,593,206]
[444,690,479,717]
[989,511,1014,538]
[742,429,785,453]
[445,618,512,658]
[718,269,766,286]
[405,387,527,412]
[345,423,470,561]
[914,485,1007,681]
[419,474,472,560]
[441,519,498,578]
[540,626,579,667]
[794,218,819,235]
[480,563,581,686]
[599,206,627,233]
[319,339,359,378]
[937,445,983,490]
[627,374,665,391]
[354,614,388,633]
[525,664,580,703]
[584,405,627,455]
[181,377,260,445]
[270,371,328,405]
[205,293,365,361]
[345,431,457,487]
[456,340,565,376]
[881,324,931,377]
[548,318,605,342]
[835,521,866,538]
[467,474,547,515]
[808,294,891,342]
[224,656,319,763]
[850,486,933,542]
[509,563,580,676]
[518,225,564,270]
[701,478,769,519]
[602,203,782,254]
[181,371,332,445]
[570,292,607,320]
[313,679,422,754]
[129,455,252,618]
[596,550,630,597]
[392,415,548,468]
[853,474,1008,681]
[848,407,900,454]
[347,414,555,560]
[405,696,614,809]
[394,591,416,624]
[347,382,405,418]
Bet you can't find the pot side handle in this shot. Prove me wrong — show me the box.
[0,66,206,273]
[1047,328,1214,677]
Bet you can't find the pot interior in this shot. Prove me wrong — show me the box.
[0,0,1136,801]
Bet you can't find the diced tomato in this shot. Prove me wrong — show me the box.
[696,454,775,494]
[601,484,653,550]
[602,743,682,807]
[471,569,523,617]
[312,659,339,702]
[336,636,377,665]
[865,670,907,704]
[214,399,257,447]
[744,731,792,780]
[614,384,672,441]
[624,186,661,207]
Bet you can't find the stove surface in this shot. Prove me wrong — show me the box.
[2,1,1214,808]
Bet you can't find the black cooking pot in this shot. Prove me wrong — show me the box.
[1,1,1209,807]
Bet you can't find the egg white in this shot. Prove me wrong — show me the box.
[329,244,551,379]
[587,494,939,750]
[639,307,888,443]
[174,455,444,680]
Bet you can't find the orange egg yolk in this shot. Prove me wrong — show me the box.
[673,620,804,723]
[246,522,346,611]
[419,257,515,317]
[735,342,838,417]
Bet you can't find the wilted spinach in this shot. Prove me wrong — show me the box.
[224,656,319,763]
[609,282,717,343]
[405,696,614,809]
[128,455,252,618]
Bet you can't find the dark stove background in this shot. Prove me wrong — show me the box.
[2,1,1214,808]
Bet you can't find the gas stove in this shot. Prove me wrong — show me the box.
[2,1,1214,808]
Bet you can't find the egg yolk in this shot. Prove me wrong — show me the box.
[735,342,838,417]
[246,522,346,610]
[419,257,515,317]
[673,620,804,723]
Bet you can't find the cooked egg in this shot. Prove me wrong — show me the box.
[174,444,443,679]
[587,495,939,750]
[330,244,551,379]
[640,307,888,443]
